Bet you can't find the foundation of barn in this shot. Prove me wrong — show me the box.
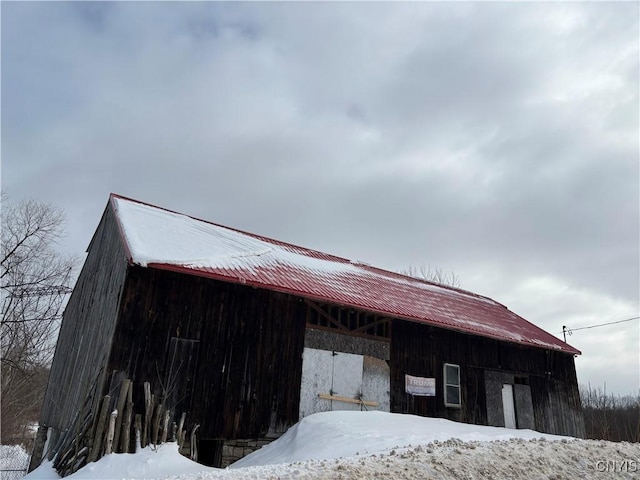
[195,431,283,468]
[220,435,280,467]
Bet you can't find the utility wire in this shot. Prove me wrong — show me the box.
[560,316,640,336]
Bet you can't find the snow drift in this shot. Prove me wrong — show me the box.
[22,411,640,480]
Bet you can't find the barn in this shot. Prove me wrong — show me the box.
[32,194,584,471]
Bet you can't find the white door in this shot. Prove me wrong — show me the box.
[299,348,334,419]
[502,384,516,429]
[299,348,364,418]
[331,352,364,411]
[299,347,390,419]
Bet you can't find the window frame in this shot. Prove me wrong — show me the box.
[443,362,461,408]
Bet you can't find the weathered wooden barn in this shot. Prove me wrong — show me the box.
[33,194,584,470]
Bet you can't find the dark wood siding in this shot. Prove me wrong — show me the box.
[107,267,307,441]
[390,320,584,437]
[41,204,128,437]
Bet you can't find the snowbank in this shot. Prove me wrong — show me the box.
[21,411,640,480]
[231,410,569,468]
[23,443,216,480]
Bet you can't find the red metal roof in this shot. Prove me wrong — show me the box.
[110,193,580,355]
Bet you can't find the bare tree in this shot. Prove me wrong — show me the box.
[1,196,77,445]
[402,265,461,288]
[580,383,640,442]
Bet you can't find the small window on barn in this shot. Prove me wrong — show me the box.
[443,363,461,408]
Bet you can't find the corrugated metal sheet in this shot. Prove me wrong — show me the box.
[110,194,580,355]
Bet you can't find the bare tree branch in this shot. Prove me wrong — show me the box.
[401,264,462,288]
[1,195,78,445]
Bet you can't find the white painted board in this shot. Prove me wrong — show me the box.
[502,384,516,429]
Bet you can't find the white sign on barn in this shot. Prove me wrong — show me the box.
[405,374,435,396]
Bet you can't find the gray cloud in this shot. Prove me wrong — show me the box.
[2,1,638,394]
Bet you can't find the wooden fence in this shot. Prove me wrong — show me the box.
[50,379,198,477]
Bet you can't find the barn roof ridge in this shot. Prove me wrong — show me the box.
[109,193,499,306]
[107,193,580,356]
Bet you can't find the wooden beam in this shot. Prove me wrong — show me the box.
[318,393,378,407]
[352,316,391,334]
[305,300,349,331]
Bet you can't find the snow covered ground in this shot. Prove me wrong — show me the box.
[0,444,30,480]
[20,411,640,480]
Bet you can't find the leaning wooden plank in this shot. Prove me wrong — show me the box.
[49,427,68,464]
[120,381,133,453]
[190,425,200,461]
[160,409,171,444]
[53,443,75,472]
[134,414,142,452]
[75,410,94,448]
[142,382,152,448]
[105,410,117,455]
[70,389,95,467]
[53,417,82,471]
[318,393,378,407]
[177,412,186,448]
[69,412,92,473]
[151,403,164,446]
[51,411,79,469]
[29,427,48,468]
[113,379,131,453]
[68,446,90,475]
[88,395,111,463]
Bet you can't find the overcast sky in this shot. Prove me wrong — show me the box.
[2,2,638,396]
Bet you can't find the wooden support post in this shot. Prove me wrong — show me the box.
[177,412,186,448]
[151,403,164,446]
[113,379,131,453]
[120,380,133,453]
[142,382,152,448]
[160,410,171,444]
[134,414,142,453]
[105,410,117,455]
[28,426,48,471]
[190,425,199,461]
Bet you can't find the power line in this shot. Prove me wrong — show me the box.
[560,316,640,340]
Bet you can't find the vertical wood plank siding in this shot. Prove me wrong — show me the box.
[390,320,584,437]
[107,267,307,441]
[40,205,129,439]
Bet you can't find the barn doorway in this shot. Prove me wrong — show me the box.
[298,347,389,419]
[485,371,535,430]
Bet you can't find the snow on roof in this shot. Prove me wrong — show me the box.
[110,194,580,355]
